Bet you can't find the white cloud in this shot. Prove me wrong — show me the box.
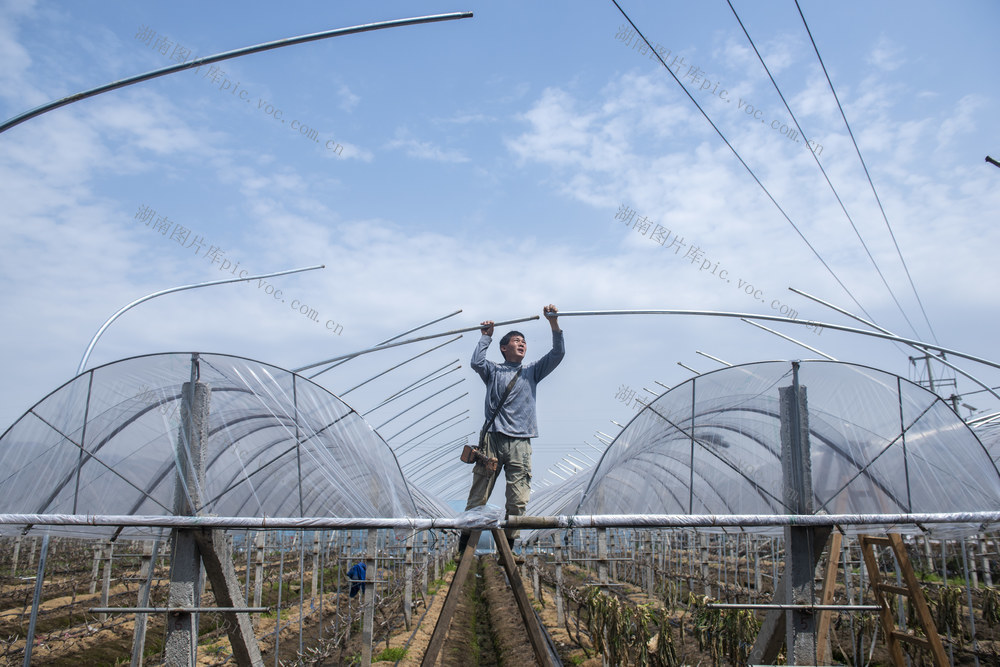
[436,112,495,125]
[936,93,985,149]
[1,2,998,501]
[0,0,39,105]
[337,83,360,112]
[868,34,904,71]
[385,129,469,163]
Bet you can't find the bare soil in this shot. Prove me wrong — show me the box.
[375,556,537,666]
[5,542,1000,666]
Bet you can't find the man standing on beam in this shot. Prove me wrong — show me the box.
[458,304,565,560]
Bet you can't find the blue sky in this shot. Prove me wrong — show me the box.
[1,1,998,505]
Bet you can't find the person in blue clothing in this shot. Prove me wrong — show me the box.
[346,561,366,598]
[458,304,565,557]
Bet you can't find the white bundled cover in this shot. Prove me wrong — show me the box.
[531,360,1000,536]
[0,352,448,538]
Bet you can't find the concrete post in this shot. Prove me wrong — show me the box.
[982,536,993,588]
[164,371,210,667]
[252,532,264,627]
[645,531,655,598]
[754,538,762,594]
[10,535,21,577]
[700,533,711,596]
[311,531,320,602]
[924,535,934,577]
[99,541,113,622]
[89,543,102,595]
[781,367,820,665]
[749,366,831,665]
[422,531,430,596]
[597,528,608,586]
[162,357,264,665]
[433,536,440,583]
[404,533,413,629]
[361,528,376,666]
[193,528,264,666]
[130,539,159,667]
[970,539,979,588]
[532,551,541,600]
[555,534,565,627]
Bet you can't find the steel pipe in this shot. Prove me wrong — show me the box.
[78,265,323,374]
[790,287,1000,403]
[544,309,1000,371]
[309,309,462,379]
[294,315,539,373]
[706,603,880,611]
[2,13,474,134]
[3,511,998,531]
[91,606,269,614]
[741,318,837,360]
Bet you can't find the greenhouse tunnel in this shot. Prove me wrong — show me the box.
[0,351,454,541]
[3,354,1000,666]
[3,354,999,539]
[527,360,1000,538]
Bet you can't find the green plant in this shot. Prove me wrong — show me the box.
[374,646,408,661]
[688,592,760,667]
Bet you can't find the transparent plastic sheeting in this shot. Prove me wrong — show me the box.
[0,353,453,539]
[528,361,1000,538]
[974,419,1000,467]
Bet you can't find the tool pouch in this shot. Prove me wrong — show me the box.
[460,445,498,472]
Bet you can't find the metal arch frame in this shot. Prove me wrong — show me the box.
[76,266,324,375]
[30,385,188,514]
[200,412,355,508]
[214,360,424,517]
[576,390,790,513]
[621,453,744,515]
[595,461,688,514]
[606,374,936,514]
[1,13,474,135]
[187,380,422,516]
[3,511,999,533]
[123,390,305,515]
[48,382,340,518]
[211,386,425,516]
[23,408,173,515]
[652,361,994,505]
[607,430,785,514]
[2,351,431,525]
[573,359,1000,519]
[690,402,910,510]
[545,308,1000,372]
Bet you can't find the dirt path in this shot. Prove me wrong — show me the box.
[479,557,536,665]
[375,556,540,666]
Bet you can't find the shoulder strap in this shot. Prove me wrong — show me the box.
[485,367,522,429]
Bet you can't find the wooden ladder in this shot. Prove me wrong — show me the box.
[859,534,948,667]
